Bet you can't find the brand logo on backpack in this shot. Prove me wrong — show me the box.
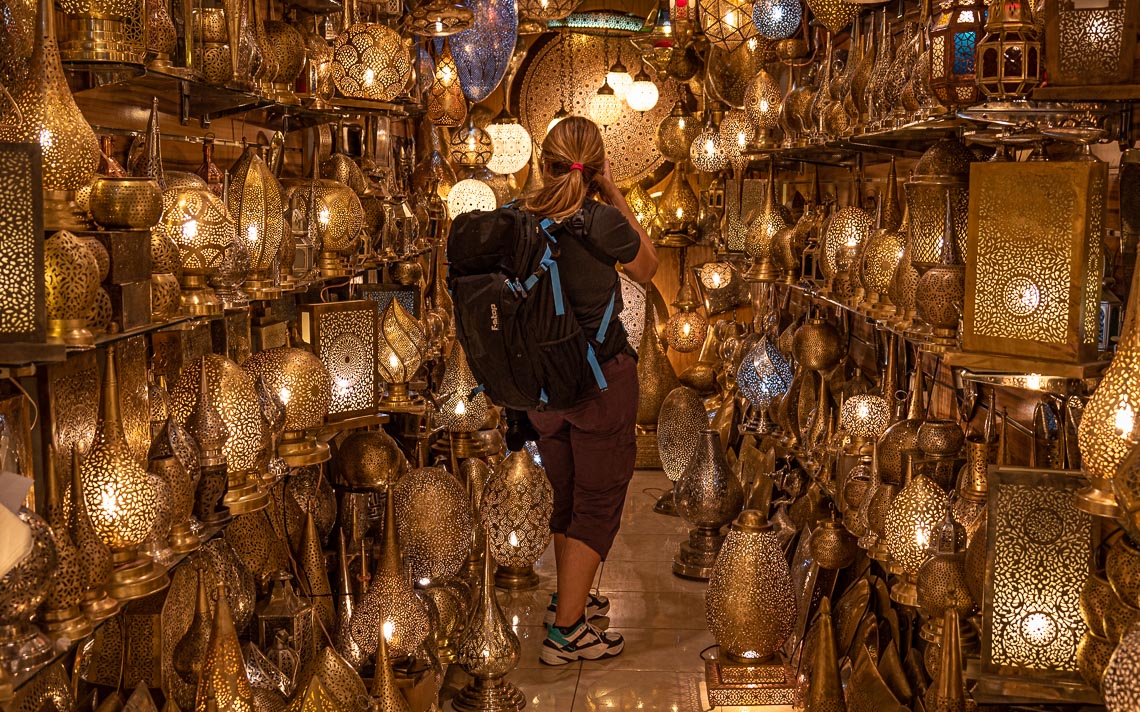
[490,303,500,331]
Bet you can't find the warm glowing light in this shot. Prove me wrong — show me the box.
[508,531,520,547]
[1025,373,1043,390]
[246,223,258,243]
[363,68,375,86]
[454,400,467,416]
[183,219,199,239]
[1115,398,1134,438]
[279,387,292,405]
[382,620,395,640]
[39,129,53,148]
[418,577,431,586]
[388,352,401,371]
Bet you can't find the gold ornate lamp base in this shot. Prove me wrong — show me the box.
[703,650,797,708]
[889,574,919,608]
[278,430,331,467]
[673,526,726,580]
[743,259,780,283]
[244,273,283,301]
[451,676,526,712]
[47,318,94,347]
[40,605,93,642]
[494,565,538,591]
[0,623,55,674]
[318,251,354,278]
[81,587,121,622]
[1075,478,1122,519]
[222,476,269,515]
[106,553,170,602]
[168,522,201,554]
[179,274,224,316]
[379,382,421,410]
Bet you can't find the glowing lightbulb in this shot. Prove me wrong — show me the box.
[711,272,722,287]
[1025,373,1043,390]
[681,323,691,337]
[247,224,259,243]
[363,68,375,86]
[318,207,331,226]
[454,399,467,416]
[856,402,870,420]
[382,620,395,640]
[704,138,717,155]
[388,352,401,371]
[335,377,350,395]
[183,219,199,239]
[914,525,930,549]
[1115,399,1134,438]
[675,207,683,219]
[39,129,53,148]
[508,531,520,547]
[100,487,118,518]
[723,8,738,26]
[418,577,431,586]
[279,387,292,405]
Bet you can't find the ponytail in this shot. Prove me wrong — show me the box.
[523,116,606,221]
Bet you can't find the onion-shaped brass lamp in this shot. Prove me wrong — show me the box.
[81,346,168,601]
[482,450,554,590]
[690,110,727,174]
[453,534,524,712]
[839,393,891,451]
[157,186,234,316]
[330,0,412,102]
[664,261,708,354]
[704,509,797,703]
[656,165,699,247]
[436,343,491,455]
[44,230,100,346]
[743,69,782,149]
[656,101,700,164]
[917,507,977,652]
[350,488,429,659]
[229,146,286,301]
[884,459,947,607]
[674,430,745,579]
[394,467,474,585]
[243,347,333,467]
[69,446,119,622]
[377,299,427,409]
[0,509,58,673]
[656,386,707,515]
[744,161,789,282]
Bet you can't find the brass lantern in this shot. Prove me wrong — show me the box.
[243,347,334,467]
[377,298,427,408]
[929,0,987,107]
[334,429,408,492]
[436,342,491,455]
[700,0,759,50]
[80,346,168,601]
[821,205,874,287]
[157,185,234,316]
[255,572,317,665]
[657,385,708,512]
[839,394,891,450]
[229,146,286,300]
[0,142,45,345]
[883,461,946,607]
[656,165,699,247]
[1045,0,1140,85]
[44,230,100,346]
[975,0,1042,100]
[743,68,782,149]
[299,300,380,422]
[393,467,474,585]
[482,449,554,590]
[1103,617,1140,709]
[194,582,256,712]
[426,39,467,128]
[663,278,708,354]
[656,101,700,164]
[331,0,412,102]
[743,161,789,282]
[963,161,1105,365]
[906,138,973,272]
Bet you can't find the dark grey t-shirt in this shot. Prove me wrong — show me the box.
[549,198,641,364]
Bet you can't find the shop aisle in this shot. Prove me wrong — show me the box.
[443,469,717,711]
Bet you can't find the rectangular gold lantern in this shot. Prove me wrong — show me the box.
[980,467,1096,689]
[359,282,422,319]
[963,161,1105,364]
[300,299,379,421]
[0,142,45,345]
[1044,0,1140,86]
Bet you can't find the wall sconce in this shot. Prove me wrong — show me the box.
[80,346,168,601]
[229,146,286,301]
[964,161,1105,365]
[243,347,333,467]
[377,299,427,408]
[300,300,379,422]
[980,467,1094,689]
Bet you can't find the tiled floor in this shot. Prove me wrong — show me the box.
[444,470,714,711]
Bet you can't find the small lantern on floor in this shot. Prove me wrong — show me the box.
[658,386,708,514]
[975,0,1042,100]
[929,0,986,107]
[377,299,427,408]
[394,467,474,585]
[243,347,333,467]
[482,450,554,590]
[81,346,168,602]
[674,430,745,580]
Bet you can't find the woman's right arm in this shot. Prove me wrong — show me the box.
[598,159,658,284]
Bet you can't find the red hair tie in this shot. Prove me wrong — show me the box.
[570,163,584,171]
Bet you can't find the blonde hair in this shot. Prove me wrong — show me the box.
[523,116,606,221]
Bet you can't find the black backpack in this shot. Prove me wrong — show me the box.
[446,203,616,411]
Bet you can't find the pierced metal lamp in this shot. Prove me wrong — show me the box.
[394,467,474,586]
[243,347,333,467]
[229,146,286,301]
[158,186,234,316]
[377,299,427,409]
[482,449,554,590]
[194,582,256,712]
[884,459,947,607]
[435,342,491,457]
[674,430,744,580]
[0,509,57,674]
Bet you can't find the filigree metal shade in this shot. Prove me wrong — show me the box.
[930,0,985,107]
[663,302,707,354]
[394,466,474,581]
[752,0,802,39]
[44,229,99,346]
[705,509,796,661]
[964,161,1105,364]
[981,468,1092,682]
[300,300,379,421]
[350,490,429,658]
[450,121,494,167]
[228,147,285,297]
[656,101,700,164]
[0,0,99,191]
[691,120,727,173]
[626,68,660,112]
[448,178,497,217]
[1103,618,1140,710]
[449,0,517,102]
[486,121,532,176]
[243,348,332,432]
[194,584,256,712]
[805,0,859,33]
[335,429,408,491]
[331,19,411,102]
[172,354,267,477]
[718,109,752,167]
[377,298,426,404]
[884,471,946,577]
[626,183,658,230]
[157,186,233,314]
[436,342,490,432]
[744,164,789,282]
[1046,0,1139,85]
[658,386,708,482]
[822,206,874,278]
[657,166,699,243]
[700,0,759,50]
[839,394,891,440]
[906,138,972,271]
[0,143,44,344]
[589,80,624,127]
[482,450,554,568]
[744,69,782,134]
[635,300,681,427]
[426,39,467,127]
[674,430,744,578]
[707,40,777,109]
[281,179,365,258]
[0,508,57,673]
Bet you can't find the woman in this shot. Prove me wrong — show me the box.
[523,116,658,665]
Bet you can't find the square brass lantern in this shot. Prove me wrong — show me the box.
[981,467,1096,684]
[0,142,45,344]
[1045,0,1140,86]
[963,162,1105,364]
[300,299,379,421]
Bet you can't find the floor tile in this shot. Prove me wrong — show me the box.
[578,628,716,672]
[573,670,706,711]
[606,532,688,562]
[601,592,708,630]
[598,560,710,593]
[498,589,553,628]
[512,666,581,712]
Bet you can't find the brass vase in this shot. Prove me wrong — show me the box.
[673,429,744,580]
[913,192,965,352]
[452,535,524,712]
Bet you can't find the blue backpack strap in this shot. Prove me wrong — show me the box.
[539,387,549,405]
[596,289,616,343]
[586,344,608,391]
